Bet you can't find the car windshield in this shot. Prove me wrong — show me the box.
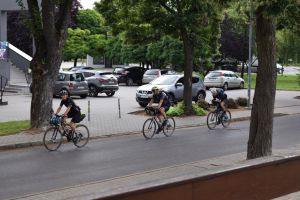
[114,68,125,73]
[207,72,222,77]
[151,75,178,85]
[145,70,159,75]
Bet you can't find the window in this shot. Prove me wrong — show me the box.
[83,72,94,78]
[57,73,66,81]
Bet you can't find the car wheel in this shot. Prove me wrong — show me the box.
[60,89,69,96]
[88,85,98,97]
[106,91,115,97]
[196,91,206,101]
[139,102,148,107]
[168,93,176,106]
[240,82,244,89]
[223,83,228,91]
[80,94,87,99]
[126,78,133,86]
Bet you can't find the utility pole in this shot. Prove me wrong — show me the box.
[247,0,253,108]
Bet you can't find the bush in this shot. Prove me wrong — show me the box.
[235,97,247,107]
[166,101,207,117]
[226,98,238,109]
[192,103,207,116]
[196,99,210,110]
[167,102,184,117]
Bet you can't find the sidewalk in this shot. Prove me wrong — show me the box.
[0,103,300,150]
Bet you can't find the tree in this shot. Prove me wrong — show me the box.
[247,0,299,159]
[96,0,228,114]
[17,0,74,128]
[63,28,90,66]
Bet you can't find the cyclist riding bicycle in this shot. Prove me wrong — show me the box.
[147,86,171,133]
[55,90,85,140]
[210,88,227,113]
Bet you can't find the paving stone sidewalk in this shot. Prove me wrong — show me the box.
[0,105,300,150]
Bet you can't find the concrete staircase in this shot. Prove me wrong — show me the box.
[5,64,30,94]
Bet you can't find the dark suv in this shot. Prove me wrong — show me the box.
[112,66,146,86]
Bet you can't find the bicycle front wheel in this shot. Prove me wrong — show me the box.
[207,111,218,130]
[163,117,175,137]
[142,118,156,139]
[73,124,90,148]
[221,110,232,128]
[43,127,63,151]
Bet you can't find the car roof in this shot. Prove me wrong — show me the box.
[210,70,234,73]
[59,71,83,74]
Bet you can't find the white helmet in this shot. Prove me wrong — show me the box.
[210,88,217,96]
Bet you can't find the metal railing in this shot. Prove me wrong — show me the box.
[0,74,8,104]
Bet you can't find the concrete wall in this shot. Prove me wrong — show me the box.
[99,156,300,200]
[0,60,10,81]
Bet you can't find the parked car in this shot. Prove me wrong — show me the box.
[30,71,89,98]
[80,70,119,97]
[136,74,206,107]
[204,70,244,90]
[54,71,88,98]
[68,66,95,71]
[219,64,238,72]
[112,66,146,86]
[276,63,284,73]
[142,69,177,84]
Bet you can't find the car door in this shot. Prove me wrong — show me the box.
[54,73,67,95]
[174,77,184,100]
[191,77,199,97]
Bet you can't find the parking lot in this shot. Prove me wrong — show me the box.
[1,86,299,123]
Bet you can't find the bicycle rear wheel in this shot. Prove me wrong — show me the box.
[163,117,175,137]
[207,111,218,130]
[221,110,232,128]
[43,127,63,151]
[142,118,156,139]
[73,124,90,148]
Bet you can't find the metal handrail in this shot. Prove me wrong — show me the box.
[0,74,8,101]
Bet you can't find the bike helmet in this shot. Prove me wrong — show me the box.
[50,116,61,125]
[59,90,68,97]
[152,85,159,92]
[210,88,217,96]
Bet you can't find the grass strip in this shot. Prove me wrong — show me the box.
[0,120,30,136]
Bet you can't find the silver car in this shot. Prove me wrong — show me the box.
[81,70,119,97]
[142,69,177,84]
[136,74,206,107]
[54,71,89,98]
[204,70,244,90]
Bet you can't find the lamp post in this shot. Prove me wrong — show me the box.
[247,0,253,108]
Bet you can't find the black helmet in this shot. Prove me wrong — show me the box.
[59,90,68,97]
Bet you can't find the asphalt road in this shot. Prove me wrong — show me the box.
[1,114,300,199]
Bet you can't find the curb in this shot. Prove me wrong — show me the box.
[0,113,292,151]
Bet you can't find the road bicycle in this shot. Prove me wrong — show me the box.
[142,107,175,139]
[43,114,89,151]
[207,100,231,130]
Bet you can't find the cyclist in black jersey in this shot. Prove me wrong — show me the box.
[55,90,83,135]
[147,86,171,133]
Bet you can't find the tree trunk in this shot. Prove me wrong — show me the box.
[182,32,193,115]
[241,62,245,79]
[247,7,277,159]
[74,57,78,67]
[28,0,73,129]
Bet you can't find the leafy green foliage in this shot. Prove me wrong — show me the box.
[63,28,90,61]
[77,10,106,34]
[226,98,239,109]
[235,97,248,107]
[166,102,185,117]
[166,102,207,116]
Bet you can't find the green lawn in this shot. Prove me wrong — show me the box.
[0,120,30,136]
[242,74,300,91]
